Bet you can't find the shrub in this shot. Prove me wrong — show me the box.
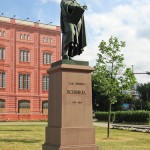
[115,111,150,124]
[95,111,150,124]
[95,112,115,122]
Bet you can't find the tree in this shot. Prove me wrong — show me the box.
[93,36,137,139]
[92,82,134,112]
[92,81,109,112]
[137,83,150,110]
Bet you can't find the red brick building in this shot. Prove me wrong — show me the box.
[0,16,61,121]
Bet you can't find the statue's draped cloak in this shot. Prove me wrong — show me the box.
[60,0,87,57]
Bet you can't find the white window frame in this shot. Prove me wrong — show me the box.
[20,50,30,62]
[50,38,53,43]
[19,74,30,90]
[42,75,49,91]
[43,52,52,64]
[20,34,23,39]
[0,30,5,37]
[24,34,27,40]
[27,35,30,40]
[0,72,5,88]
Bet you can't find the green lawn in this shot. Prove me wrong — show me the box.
[96,127,150,150]
[0,124,150,150]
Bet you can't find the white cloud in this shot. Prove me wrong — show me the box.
[33,0,150,83]
[74,0,150,83]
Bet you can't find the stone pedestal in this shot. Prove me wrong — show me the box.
[42,60,99,150]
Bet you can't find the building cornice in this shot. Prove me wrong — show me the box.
[0,16,61,34]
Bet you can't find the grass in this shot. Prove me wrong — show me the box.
[0,125,45,150]
[96,127,150,150]
[0,124,150,150]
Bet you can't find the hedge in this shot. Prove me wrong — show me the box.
[115,111,150,124]
[95,112,115,122]
[95,111,150,124]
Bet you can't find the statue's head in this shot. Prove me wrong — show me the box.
[61,0,77,4]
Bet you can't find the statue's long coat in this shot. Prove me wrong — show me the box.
[60,0,87,57]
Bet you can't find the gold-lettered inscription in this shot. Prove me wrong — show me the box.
[67,82,86,95]
[67,90,86,95]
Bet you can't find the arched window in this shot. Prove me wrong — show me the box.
[42,100,48,114]
[18,100,30,114]
[0,99,5,113]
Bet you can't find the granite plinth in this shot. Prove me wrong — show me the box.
[43,60,99,150]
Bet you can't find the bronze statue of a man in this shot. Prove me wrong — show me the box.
[60,0,87,59]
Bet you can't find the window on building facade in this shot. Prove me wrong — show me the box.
[20,34,23,39]
[20,34,30,40]
[0,72,5,88]
[50,38,53,43]
[0,48,5,60]
[42,75,49,91]
[43,37,48,43]
[24,34,27,39]
[19,74,30,90]
[42,100,48,114]
[18,100,30,113]
[27,35,30,40]
[0,30,5,37]
[0,99,5,113]
[43,37,52,43]
[43,52,52,64]
[20,50,30,62]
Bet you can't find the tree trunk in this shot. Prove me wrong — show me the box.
[107,100,111,139]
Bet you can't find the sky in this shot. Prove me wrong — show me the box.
[0,0,150,83]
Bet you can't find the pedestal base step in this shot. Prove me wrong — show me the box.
[42,143,99,150]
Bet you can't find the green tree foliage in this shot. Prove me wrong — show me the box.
[93,36,137,139]
[137,83,150,110]
[92,81,109,112]
[92,85,134,112]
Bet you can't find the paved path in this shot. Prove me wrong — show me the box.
[0,121,149,128]
[0,121,109,127]
[93,121,111,128]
